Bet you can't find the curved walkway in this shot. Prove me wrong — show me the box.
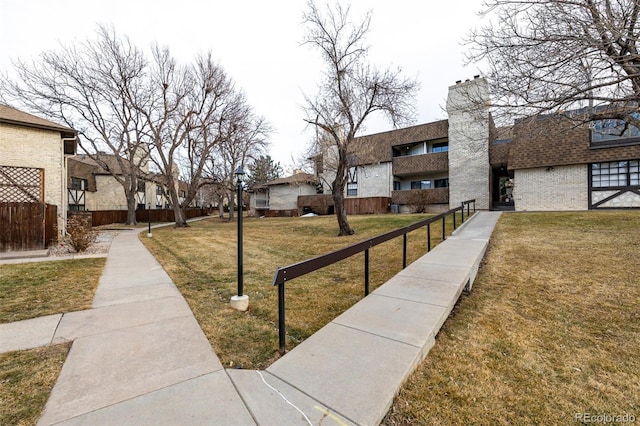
[1,211,501,425]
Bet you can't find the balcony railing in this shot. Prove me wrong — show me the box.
[392,187,449,205]
[392,151,448,177]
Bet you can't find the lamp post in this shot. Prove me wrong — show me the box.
[230,167,249,311]
[147,203,152,238]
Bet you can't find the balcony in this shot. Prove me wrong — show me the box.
[392,152,448,177]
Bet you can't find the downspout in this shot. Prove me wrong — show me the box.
[61,136,77,238]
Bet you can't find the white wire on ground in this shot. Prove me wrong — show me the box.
[256,371,313,426]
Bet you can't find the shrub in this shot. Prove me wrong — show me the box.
[66,214,96,252]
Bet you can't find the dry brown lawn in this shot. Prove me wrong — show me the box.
[384,211,640,425]
[0,258,106,324]
[141,213,452,369]
[0,258,105,426]
[0,344,71,426]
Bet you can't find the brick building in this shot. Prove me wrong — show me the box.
[0,104,77,238]
[302,77,640,213]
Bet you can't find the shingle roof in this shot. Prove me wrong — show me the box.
[265,172,318,186]
[0,104,76,135]
[69,153,128,176]
[509,115,640,169]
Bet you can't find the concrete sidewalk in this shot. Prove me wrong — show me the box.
[1,211,501,425]
[36,228,255,425]
[239,211,502,425]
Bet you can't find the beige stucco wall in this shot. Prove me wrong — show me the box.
[269,184,317,210]
[0,123,66,235]
[513,164,588,211]
[592,189,640,208]
[353,163,392,198]
[86,175,128,210]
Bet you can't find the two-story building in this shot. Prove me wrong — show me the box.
[254,76,640,215]
[0,104,77,249]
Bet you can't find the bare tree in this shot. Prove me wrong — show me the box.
[1,25,150,224]
[137,47,269,226]
[467,0,640,129]
[302,1,419,235]
[215,106,270,221]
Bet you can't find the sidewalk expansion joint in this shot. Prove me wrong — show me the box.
[329,321,423,350]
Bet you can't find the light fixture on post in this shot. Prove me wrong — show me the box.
[230,167,249,311]
[147,203,152,238]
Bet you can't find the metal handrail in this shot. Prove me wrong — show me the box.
[272,199,476,354]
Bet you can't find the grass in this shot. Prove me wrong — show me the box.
[0,258,106,324]
[141,213,457,369]
[383,211,640,424]
[0,258,105,425]
[0,344,71,426]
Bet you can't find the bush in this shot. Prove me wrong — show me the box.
[66,214,96,252]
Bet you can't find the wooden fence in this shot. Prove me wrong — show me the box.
[297,195,391,216]
[0,202,57,252]
[90,208,210,227]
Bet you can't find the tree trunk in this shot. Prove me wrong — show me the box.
[218,195,225,218]
[173,204,188,227]
[228,190,235,221]
[332,189,353,236]
[126,192,137,225]
[332,150,354,236]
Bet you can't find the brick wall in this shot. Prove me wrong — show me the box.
[514,164,588,211]
[446,77,491,210]
[0,123,65,235]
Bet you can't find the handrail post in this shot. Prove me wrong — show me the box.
[461,201,465,223]
[442,216,446,241]
[402,234,407,268]
[453,208,457,230]
[278,283,286,355]
[364,249,370,296]
[427,223,431,252]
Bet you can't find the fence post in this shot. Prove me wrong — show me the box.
[442,216,446,241]
[278,283,286,355]
[427,223,431,252]
[364,249,370,296]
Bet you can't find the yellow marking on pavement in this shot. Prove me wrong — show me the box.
[315,405,349,425]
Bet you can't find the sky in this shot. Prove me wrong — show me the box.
[0,0,486,171]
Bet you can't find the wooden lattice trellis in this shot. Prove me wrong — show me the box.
[0,165,43,202]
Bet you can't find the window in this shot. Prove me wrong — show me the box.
[393,181,401,191]
[434,178,449,188]
[591,160,640,188]
[347,183,358,196]
[431,142,449,153]
[137,180,146,193]
[592,113,640,144]
[393,142,426,157]
[411,180,432,189]
[70,177,87,190]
